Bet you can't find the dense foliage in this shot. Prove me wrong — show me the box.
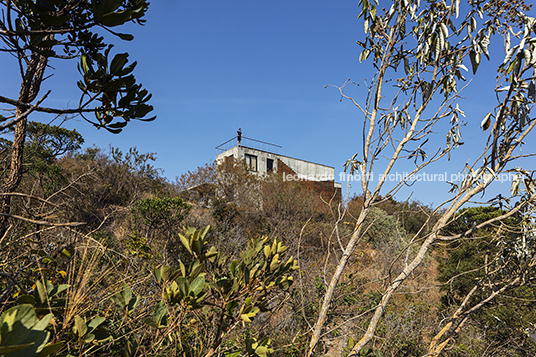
[2,0,536,356]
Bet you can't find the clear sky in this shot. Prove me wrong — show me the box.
[1,1,535,207]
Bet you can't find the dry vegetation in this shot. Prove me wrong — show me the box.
[1,140,534,356]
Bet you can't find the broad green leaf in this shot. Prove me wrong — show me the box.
[270,254,280,272]
[110,53,129,75]
[179,259,186,277]
[35,342,63,357]
[73,315,87,337]
[103,0,123,13]
[0,344,35,355]
[100,10,131,27]
[179,234,192,255]
[87,316,105,332]
[116,32,134,41]
[83,333,95,343]
[230,259,238,275]
[81,54,90,75]
[32,313,53,331]
[118,61,137,76]
[107,121,128,129]
[35,281,47,305]
[189,276,205,296]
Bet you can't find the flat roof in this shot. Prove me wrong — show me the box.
[217,145,335,169]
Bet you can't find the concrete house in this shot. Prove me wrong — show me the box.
[216,136,341,202]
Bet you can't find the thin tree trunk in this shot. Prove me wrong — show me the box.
[347,185,485,356]
[307,205,369,356]
[0,54,47,234]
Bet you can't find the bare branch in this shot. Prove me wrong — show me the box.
[0,90,50,130]
[0,213,85,227]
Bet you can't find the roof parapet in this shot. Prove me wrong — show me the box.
[215,136,282,155]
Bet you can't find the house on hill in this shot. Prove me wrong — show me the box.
[215,136,342,202]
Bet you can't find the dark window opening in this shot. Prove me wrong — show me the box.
[267,158,274,172]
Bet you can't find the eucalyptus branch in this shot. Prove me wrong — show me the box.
[438,193,536,241]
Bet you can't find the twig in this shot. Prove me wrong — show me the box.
[297,217,313,332]
[0,213,85,227]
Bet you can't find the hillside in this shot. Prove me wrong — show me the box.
[1,137,535,356]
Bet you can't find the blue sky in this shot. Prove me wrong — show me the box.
[1,1,535,207]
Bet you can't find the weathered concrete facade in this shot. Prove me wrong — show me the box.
[216,145,341,201]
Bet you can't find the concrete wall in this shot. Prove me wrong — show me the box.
[277,159,341,201]
[278,155,334,182]
[217,146,279,175]
[216,145,334,182]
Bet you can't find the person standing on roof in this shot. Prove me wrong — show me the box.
[237,128,242,146]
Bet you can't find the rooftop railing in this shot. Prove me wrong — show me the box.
[216,136,282,154]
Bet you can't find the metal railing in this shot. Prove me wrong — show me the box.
[215,136,282,154]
